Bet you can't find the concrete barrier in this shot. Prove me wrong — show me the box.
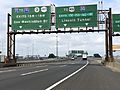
[0,58,71,68]
[105,62,120,72]
[0,63,17,68]
[16,58,70,67]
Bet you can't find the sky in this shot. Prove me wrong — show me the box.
[0,0,120,57]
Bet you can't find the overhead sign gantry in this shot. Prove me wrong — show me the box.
[5,4,113,64]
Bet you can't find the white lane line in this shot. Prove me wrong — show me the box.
[45,61,89,90]
[36,65,47,68]
[0,69,16,73]
[71,63,75,64]
[59,65,67,67]
[21,69,48,76]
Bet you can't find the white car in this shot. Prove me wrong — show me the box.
[71,57,75,60]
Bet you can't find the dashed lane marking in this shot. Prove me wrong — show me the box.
[21,69,48,76]
[0,69,16,73]
[59,65,67,67]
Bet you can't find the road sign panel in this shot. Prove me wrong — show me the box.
[56,4,97,28]
[12,6,51,30]
[113,44,120,50]
[112,14,120,32]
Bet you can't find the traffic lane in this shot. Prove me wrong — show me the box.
[52,63,120,90]
[0,64,69,81]
[0,58,84,81]
[0,58,83,78]
[0,62,87,90]
[0,57,80,71]
[0,61,87,90]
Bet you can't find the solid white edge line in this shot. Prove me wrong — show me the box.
[21,69,48,76]
[45,61,89,90]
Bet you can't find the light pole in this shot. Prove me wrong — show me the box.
[56,35,58,58]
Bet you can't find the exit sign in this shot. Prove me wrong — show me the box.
[112,14,120,32]
[12,6,51,30]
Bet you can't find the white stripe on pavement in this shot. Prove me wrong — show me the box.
[0,69,16,73]
[59,65,67,67]
[36,65,48,68]
[21,69,48,76]
[45,61,89,90]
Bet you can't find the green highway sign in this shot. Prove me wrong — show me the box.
[112,14,120,32]
[12,6,51,30]
[56,4,97,28]
[71,50,84,54]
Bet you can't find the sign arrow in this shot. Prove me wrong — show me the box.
[64,24,67,27]
[19,26,22,29]
[39,25,42,28]
[85,23,89,26]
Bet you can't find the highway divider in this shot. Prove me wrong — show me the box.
[105,62,120,72]
[17,58,71,67]
[0,57,75,68]
[0,63,17,68]
[101,57,120,72]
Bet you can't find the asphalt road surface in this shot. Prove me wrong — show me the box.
[0,58,120,90]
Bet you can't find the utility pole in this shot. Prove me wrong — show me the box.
[105,18,109,62]
[7,13,10,63]
[108,8,113,62]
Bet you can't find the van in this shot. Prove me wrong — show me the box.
[82,54,87,60]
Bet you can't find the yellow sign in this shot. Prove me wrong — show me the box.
[112,44,120,50]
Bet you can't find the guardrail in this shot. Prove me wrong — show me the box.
[0,58,70,67]
[0,57,74,68]
[0,63,17,68]
[17,58,71,67]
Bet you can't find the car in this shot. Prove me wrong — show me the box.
[71,57,75,60]
[82,54,87,60]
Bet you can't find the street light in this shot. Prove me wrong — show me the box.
[56,35,58,58]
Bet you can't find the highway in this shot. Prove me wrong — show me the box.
[0,58,120,90]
